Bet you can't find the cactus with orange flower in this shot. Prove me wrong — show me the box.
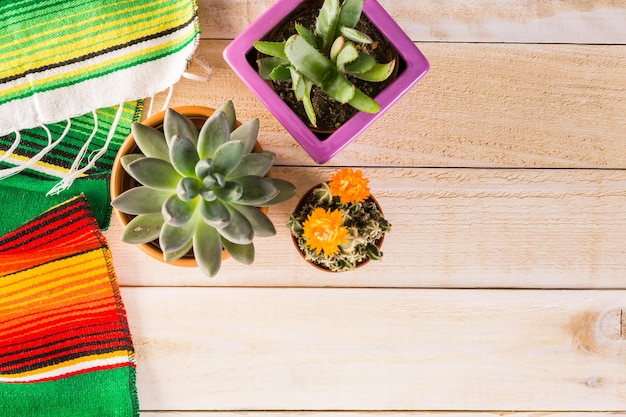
[287,168,390,271]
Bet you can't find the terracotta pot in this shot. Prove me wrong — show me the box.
[110,106,265,267]
[290,183,386,272]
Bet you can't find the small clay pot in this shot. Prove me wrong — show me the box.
[290,183,386,272]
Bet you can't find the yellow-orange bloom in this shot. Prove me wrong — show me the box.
[329,168,370,204]
[302,207,349,256]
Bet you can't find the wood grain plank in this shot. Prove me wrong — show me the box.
[106,167,626,289]
[156,41,626,168]
[124,287,626,411]
[197,0,626,44]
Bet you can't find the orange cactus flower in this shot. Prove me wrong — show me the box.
[328,168,370,204]
[302,207,349,256]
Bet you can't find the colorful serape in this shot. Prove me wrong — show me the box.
[0,0,200,134]
[0,102,141,234]
[0,195,138,417]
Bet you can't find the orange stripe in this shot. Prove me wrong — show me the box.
[0,269,113,320]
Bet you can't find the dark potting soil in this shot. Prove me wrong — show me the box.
[262,0,397,133]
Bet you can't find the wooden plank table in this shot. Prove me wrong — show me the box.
[105,1,626,415]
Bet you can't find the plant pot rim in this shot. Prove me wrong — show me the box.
[223,0,429,164]
[110,105,264,268]
[290,182,386,273]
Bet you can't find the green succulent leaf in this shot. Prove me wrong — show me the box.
[215,182,243,202]
[164,108,198,145]
[339,26,372,44]
[269,64,292,81]
[163,238,193,263]
[316,0,340,50]
[285,35,355,104]
[198,111,230,159]
[160,218,197,255]
[329,36,345,62]
[120,154,144,172]
[335,41,359,72]
[200,198,230,228]
[232,204,276,237]
[193,221,222,277]
[121,212,164,244]
[337,0,364,29]
[230,118,259,155]
[259,178,296,206]
[177,177,202,201]
[218,204,254,245]
[343,52,376,74]
[162,195,196,227]
[112,186,171,215]
[169,134,200,177]
[222,238,254,265]
[253,40,287,58]
[126,157,182,191]
[214,100,237,132]
[212,172,226,188]
[232,176,279,205]
[212,140,244,176]
[195,158,214,179]
[295,24,320,48]
[290,67,306,101]
[228,152,275,178]
[348,87,381,113]
[258,57,290,80]
[302,80,316,127]
[131,122,169,161]
[351,59,396,82]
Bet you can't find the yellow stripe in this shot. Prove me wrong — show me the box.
[0,351,132,380]
[0,0,162,46]
[0,151,74,175]
[0,252,110,311]
[0,2,190,79]
[0,27,196,101]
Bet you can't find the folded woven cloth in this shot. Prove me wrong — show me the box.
[0,102,140,233]
[0,195,138,417]
[0,0,201,222]
[0,0,200,135]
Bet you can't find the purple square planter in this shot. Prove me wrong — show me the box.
[223,0,430,164]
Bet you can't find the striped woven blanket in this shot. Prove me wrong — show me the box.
[0,102,140,233]
[0,196,138,417]
[0,0,200,134]
[0,0,200,227]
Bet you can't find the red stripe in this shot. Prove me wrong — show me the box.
[0,200,87,249]
[1,308,124,348]
[0,340,132,373]
[0,329,130,365]
[1,297,116,336]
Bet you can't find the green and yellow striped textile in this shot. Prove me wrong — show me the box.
[0,0,200,135]
[0,195,138,417]
[0,102,141,233]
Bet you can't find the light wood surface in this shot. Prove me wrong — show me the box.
[103,1,626,415]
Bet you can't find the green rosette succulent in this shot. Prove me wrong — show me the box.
[253,0,396,128]
[112,101,296,277]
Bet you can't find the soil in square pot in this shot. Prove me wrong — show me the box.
[110,106,266,267]
[257,0,400,135]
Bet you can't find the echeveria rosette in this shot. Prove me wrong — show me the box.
[253,0,396,127]
[287,169,391,271]
[112,101,296,277]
